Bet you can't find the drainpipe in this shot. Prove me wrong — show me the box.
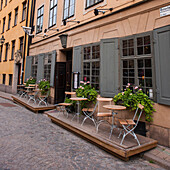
[21,0,30,84]
[27,0,36,56]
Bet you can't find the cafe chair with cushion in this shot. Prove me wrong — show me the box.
[81,101,98,127]
[118,104,144,146]
[56,91,76,118]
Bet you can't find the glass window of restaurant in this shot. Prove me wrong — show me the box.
[83,43,100,90]
[120,32,154,99]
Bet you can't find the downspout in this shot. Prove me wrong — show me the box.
[27,0,36,56]
[21,0,30,84]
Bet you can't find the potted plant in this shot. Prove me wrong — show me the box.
[113,83,155,122]
[75,81,98,109]
[25,76,36,87]
[38,79,50,95]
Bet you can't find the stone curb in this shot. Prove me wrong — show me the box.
[142,152,170,170]
[0,95,13,102]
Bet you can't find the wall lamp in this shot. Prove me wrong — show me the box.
[44,28,59,33]
[63,19,80,26]
[59,34,68,48]
[94,8,113,16]
[0,35,5,44]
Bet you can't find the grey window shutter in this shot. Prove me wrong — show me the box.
[50,50,56,87]
[37,53,45,83]
[73,45,82,77]
[154,25,170,105]
[100,38,119,97]
[24,56,32,82]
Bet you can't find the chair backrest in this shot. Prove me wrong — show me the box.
[133,104,144,127]
[64,91,76,102]
[92,101,98,114]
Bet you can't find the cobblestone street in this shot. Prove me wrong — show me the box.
[0,97,164,170]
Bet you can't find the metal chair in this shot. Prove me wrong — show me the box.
[118,104,144,146]
[81,101,98,127]
[38,90,50,106]
[56,92,76,118]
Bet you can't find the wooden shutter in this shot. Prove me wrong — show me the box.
[100,38,119,97]
[73,46,82,80]
[37,53,45,82]
[24,56,32,82]
[154,25,170,105]
[50,50,56,87]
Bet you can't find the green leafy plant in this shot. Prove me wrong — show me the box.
[25,76,36,87]
[113,83,155,122]
[38,79,50,95]
[76,81,98,109]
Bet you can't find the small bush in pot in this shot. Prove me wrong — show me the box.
[38,79,50,95]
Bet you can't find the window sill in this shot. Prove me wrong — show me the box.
[9,59,14,61]
[12,24,17,28]
[6,29,10,32]
[3,60,7,62]
[48,23,56,29]
[20,19,26,23]
[36,30,42,34]
[85,0,104,10]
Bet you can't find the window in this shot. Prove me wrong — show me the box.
[36,5,44,33]
[11,40,15,60]
[49,0,57,28]
[19,37,24,54]
[121,33,153,98]
[86,0,103,8]
[2,17,5,33]
[32,56,38,79]
[44,53,52,82]
[83,44,100,90]
[0,0,3,10]
[9,74,13,86]
[5,43,9,61]
[2,74,6,84]
[0,45,2,62]
[5,0,7,6]
[63,0,75,20]
[22,1,27,21]
[14,7,18,26]
[8,12,11,30]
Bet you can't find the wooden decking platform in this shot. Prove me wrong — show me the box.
[12,96,56,113]
[46,110,157,161]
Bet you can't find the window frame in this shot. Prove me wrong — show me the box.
[36,5,44,34]
[8,12,11,30]
[0,45,2,62]
[120,32,156,100]
[22,1,27,21]
[14,7,18,26]
[63,0,75,20]
[31,55,38,79]
[2,17,5,33]
[85,0,104,9]
[9,74,13,86]
[44,53,52,82]
[19,36,24,55]
[5,43,9,61]
[48,0,58,28]
[82,43,100,91]
[2,74,6,84]
[11,40,15,60]
[0,0,3,10]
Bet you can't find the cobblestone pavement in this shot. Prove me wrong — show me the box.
[0,98,164,170]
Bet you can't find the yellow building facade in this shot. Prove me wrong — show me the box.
[0,0,33,93]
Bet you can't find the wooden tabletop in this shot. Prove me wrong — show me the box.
[17,84,25,87]
[97,98,113,102]
[65,92,76,95]
[70,97,87,101]
[103,105,126,110]
[25,86,35,89]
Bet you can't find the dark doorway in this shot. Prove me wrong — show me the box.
[55,62,66,103]
[17,63,21,85]
[65,50,72,92]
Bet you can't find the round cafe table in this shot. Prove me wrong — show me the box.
[70,97,87,122]
[103,105,126,139]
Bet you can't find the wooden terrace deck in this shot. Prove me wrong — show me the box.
[45,110,157,161]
